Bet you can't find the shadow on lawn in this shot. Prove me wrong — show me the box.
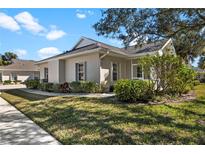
[24,98,205,144]
[4,89,49,101]
[3,90,205,144]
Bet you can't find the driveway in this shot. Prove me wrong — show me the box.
[0,97,60,145]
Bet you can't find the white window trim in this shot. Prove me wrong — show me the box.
[77,62,85,81]
[132,63,144,80]
[44,67,48,80]
[111,62,120,82]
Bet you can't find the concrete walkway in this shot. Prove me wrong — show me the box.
[0,97,60,145]
[21,88,115,98]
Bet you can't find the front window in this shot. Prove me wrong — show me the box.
[11,73,17,81]
[112,63,118,81]
[44,68,48,80]
[76,63,85,81]
[132,64,143,79]
[0,73,2,82]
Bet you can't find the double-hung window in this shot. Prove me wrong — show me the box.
[11,73,17,81]
[132,64,143,79]
[44,68,48,80]
[76,62,86,81]
[111,63,119,81]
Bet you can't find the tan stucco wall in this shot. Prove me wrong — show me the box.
[65,52,100,83]
[100,55,130,87]
[38,62,48,80]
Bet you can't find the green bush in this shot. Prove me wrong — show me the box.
[14,80,21,84]
[53,83,61,93]
[25,79,39,89]
[70,81,102,93]
[45,83,54,92]
[3,80,12,85]
[38,82,53,92]
[168,65,196,95]
[114,79,150,103]
[193,79,200,86]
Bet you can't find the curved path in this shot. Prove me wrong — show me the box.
[0,97,60,145]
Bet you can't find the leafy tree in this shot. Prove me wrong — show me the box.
[139,54,196,95]
[198,56,205,69]
[94,9,205,62]
[0,52,18,66]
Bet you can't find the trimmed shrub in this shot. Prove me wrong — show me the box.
[14,80,21,84]
[193,79,200,86]
[53,83,61,93]
[25,79,39,89]
[70,81,102,93]
[69,81,81,93]
[167,65,196,95]
[114,79,150,103]
[45,83,54,92]
[3,80,12,85]
[38,82,53,92]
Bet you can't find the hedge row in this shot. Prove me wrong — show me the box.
[25,80,106,93]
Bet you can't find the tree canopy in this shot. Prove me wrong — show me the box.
[0,52,18,66]
[94,9,205,62]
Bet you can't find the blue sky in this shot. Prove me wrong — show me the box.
[0,8,199,66]
[0,8,123,60]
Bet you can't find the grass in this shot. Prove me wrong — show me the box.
[1,85,205,144]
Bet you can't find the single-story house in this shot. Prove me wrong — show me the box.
[36,37,176,89]
[193,67,205,81]
[0,59,40,82]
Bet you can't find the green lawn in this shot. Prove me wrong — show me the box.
[1,85,205,144]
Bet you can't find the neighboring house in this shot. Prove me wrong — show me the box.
[0,59,40,82]
[193,67,205,81]
[36,37,176,89]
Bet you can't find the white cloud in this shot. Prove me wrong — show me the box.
[38,47,61,59]
[0,12,20,31]
[14,49,27,59]
[76,9,94,19]
[46,29,66,40]
[14,11,46,34]
[76,13,86,19]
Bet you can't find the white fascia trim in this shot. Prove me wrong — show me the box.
[158,38,172,53]
[0,69,38,71]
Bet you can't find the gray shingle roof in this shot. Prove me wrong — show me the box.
[36,37,169,63]
[0,59,39,71]
[124,39,168,54]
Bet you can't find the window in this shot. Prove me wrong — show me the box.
[112,63,118,81]
[76,62,86,81]
[44,68,48,80]
[11,73,17,81]
[132,64,143,79]
[0,73,2,82]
